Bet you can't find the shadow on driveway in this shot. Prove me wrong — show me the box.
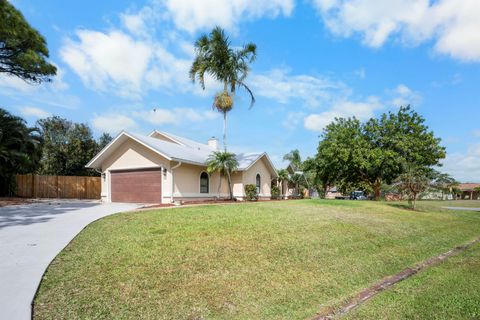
[0,200,99,229]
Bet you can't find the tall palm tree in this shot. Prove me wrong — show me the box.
[206,151,239,200]
[190,26,257,151]
[283,149,302,170]
[277,169,289,198]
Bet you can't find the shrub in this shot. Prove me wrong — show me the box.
[271,185,280,200]
[298,186,305,199]
[244,184,258,201]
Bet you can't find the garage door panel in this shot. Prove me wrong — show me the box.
[111,169,162,203]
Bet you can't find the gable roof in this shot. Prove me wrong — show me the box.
[86,131,277,177]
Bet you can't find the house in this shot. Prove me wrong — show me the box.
[86,130,277,204]
[456,183,480,200]
[279,164,309,198]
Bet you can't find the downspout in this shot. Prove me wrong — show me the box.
[171,161,182,203]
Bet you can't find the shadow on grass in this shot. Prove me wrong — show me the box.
[310,199,362,207]
[386,203,414,211]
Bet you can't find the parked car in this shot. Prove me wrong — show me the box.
[350,190,367,200]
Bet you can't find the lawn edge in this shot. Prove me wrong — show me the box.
[312,236,480,320]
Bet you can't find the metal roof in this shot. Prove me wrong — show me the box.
[86,131,277,176]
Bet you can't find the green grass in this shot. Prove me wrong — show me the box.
[33,200,480,319]
[346,242,480,320]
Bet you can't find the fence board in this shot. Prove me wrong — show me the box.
[16,174,101,199]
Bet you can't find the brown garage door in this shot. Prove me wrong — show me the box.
[111,168,162,203]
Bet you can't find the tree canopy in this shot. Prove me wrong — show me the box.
[0,0,56,82]
[36,116,110,176]
[312,106,446,200]
[0,108,42,195]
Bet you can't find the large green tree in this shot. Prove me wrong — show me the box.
[0,108,42,195]
[190,26,256,151]
[0,0,56,82]
[315,106,445,200]
[36,116,103,176]
[303,156,339,198]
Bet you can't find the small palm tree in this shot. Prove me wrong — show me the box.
[277,169,289,198]
[206,151,239,200]
[190,26,257,151]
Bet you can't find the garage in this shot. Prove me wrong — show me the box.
[110,168,162,203]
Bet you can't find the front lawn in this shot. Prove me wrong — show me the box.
[34,200,480,319]
[347,241,480,319]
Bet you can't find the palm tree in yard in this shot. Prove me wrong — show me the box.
[283,149,302,170]
[190,26,257,151]
[206,151,239,200]
[277,169,289,198]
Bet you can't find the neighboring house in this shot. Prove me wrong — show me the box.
[86,130,277,204]
[457,183,480,200]
[280,164,309,198]
[325,186,344,199]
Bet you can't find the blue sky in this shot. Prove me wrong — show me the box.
[1,0,479,181]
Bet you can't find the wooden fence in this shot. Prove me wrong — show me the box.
[16,174,101,199]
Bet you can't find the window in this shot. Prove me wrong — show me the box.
[200,172,209,193]
[256,174,261,195]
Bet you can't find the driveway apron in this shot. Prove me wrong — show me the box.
[0,200,139,320]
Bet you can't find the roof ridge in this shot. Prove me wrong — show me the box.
[153,130,213,150]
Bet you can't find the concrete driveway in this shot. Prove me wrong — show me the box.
[443,206,480,211]
[0,200,139,320]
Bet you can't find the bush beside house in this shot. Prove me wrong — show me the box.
[244,184,258,201]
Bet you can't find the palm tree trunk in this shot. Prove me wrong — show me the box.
[223,82,228,152]
[223,111,227,152]
[217,172,223,196]
[227,170,233,200]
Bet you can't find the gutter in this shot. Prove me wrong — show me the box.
[170,161,182,203]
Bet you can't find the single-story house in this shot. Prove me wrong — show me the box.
[279,163,309,198]
[456,183,480,200]
[86,130,277,204]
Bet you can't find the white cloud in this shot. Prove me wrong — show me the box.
[0,75,37,93]
[18,106,51,119]
[441,144,480,182]
[161,0,294,33]
[92,107,219,135]
[473,130,480,138]
[60,30,153,97]
[390,84,422,107]
[250,68,347,107]
[312,0,480,62]
[282,111,305,130]
[0,65,68,94]
[120,6,157,37]
[134,107,219,125]
[304,96,383,132]
[91,114,137,135]
[60,28,220,98]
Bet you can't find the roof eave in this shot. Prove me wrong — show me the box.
[85,131,173,170]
